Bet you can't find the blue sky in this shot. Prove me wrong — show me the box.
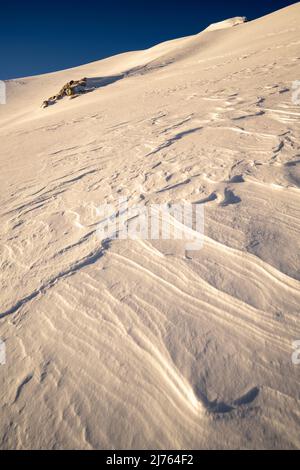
[0,0,297,79]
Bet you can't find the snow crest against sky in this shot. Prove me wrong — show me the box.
[0,0,298,79]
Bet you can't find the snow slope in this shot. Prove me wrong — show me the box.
[0,3,300,449]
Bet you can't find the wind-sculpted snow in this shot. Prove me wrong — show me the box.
[0,3,300,449]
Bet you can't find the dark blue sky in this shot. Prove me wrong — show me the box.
[0,0,298,79]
